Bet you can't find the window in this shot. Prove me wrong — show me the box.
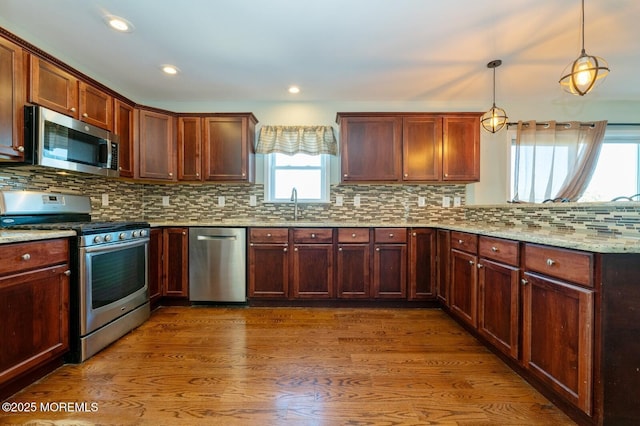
[265,153,330,202]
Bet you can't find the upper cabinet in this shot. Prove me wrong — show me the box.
[337,112,481,183]
[0,36,26,161]
[138,108,177,181]
[114,99,135,178]
[29,56,113,131]
[178,114,257,182]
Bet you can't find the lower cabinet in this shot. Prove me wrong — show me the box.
[148,228,164,307]
[336,228,371,298]
[292,228,334,298]
[408,228,436,300]
[372,228,407,299]
[449,232,478,327]
[435,229,450,305]
[0,238,70,400]
[248,228,289,298]
[163,227,189,299]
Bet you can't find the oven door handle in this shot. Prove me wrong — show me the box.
[82,238,149,254]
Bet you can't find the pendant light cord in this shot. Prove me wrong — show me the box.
[580,0,585,53]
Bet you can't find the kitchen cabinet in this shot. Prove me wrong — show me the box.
[336,228,371,299]
[449,231,478,327]
[292,228,334,298]
[522,244,594,415]
[138,108,177,181]
[148,228,163,308]
[372,228,407,299]
[178,114,257,182]
[0,35,26,161]
[477,236,520,359]
[0,238,69,400]
[248,228,290,298]
[408,228,436,300]
[163,227,188,298]
[337,113,481,183]
[113,99,135,178]
[29,56,113,131]
[435,229,450,305]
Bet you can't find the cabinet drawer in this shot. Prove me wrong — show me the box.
[293,228,333,243]
[374,228,406,243]
[524,244,593,287]
[338,228,370,243]
[479,236,519,266]
[0,238,69,276]
[249,228,288,244]
[451,231,478,253]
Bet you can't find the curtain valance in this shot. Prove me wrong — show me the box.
[255,125,337,156]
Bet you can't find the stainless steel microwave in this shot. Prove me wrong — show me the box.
[20,105,119,177]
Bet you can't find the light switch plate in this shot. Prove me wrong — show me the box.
[218,196,225,207]
[249,195,257,206]
[162,196,170,207]
[442,196,451,208]
[335,195,343,206]
[101,193,109,206]
[418,196,426,207]
[353,195,361,207]
[453,196,461,207]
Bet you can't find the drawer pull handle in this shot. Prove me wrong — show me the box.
[458,239,464,244]
[546,258,556,266]
[521,279,528,285]
[64,270,71,276]
[491,246,498,252]
[21,253,31,261]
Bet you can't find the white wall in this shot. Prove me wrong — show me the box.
[154,98,640,206]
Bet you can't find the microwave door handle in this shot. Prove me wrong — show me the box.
[98,140,110,166]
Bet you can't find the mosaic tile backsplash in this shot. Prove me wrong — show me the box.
[1,166,639,237]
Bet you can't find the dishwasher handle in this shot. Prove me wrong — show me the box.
[196,235,237,241]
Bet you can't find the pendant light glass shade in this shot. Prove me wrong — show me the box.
[559,0,610,96]
[481,59,508,133]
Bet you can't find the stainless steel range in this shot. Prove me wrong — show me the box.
[0,191,150,362]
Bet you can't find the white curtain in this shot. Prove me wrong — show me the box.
[255,125,337,155]
[512,120,607,202]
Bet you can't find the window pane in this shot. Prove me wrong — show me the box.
[581,143,639,201]
[274,169,322,199]
[275,153,321,167]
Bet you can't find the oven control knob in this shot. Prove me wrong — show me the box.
[119,232,126,240]
[132,230,139,238]
[93,235,103,243]
[104,234,112,242]
[140,229,148,237]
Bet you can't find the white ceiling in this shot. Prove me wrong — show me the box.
[0,0,638,107]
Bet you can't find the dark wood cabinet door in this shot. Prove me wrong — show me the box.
[114,100,134,178]
[408,229,436,300]
[163,228,188,298]
[442,115,480,182]
[148,228,163,307]
[436,229,450,305]
[336,243,370,299]
[450,249,478,327]
[522,272,594,415]
[29,55,78,117]
[402,116,442,181]
[372,243,407,298]
[138,109,176,181]
[292,244,334,298]
[202,116,254,182]
[248,243,289,298]
[79,81,113,130]
[340,116,402,182]
[478,258,520,359]
[178,116,202,181]
[0,36,26,161]
[0,264,69,389]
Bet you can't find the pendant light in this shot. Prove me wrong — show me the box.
[559,0,609,96]
[481,59,508,133]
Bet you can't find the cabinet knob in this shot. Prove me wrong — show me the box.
[294,247,298,252]
[21,253,31,261]
[242,173,246,177]
[17,146,25,152]
[351,233,356,238]
[477,263,483,269]
[182,231,186,235]
[376,247,380,251]
[196,173,200,177]
[458,239,464,244]
[343,174,348,177]
[250,243,254,247]
[404,173,408,177]
[412,232,417,237]
[491,246,498,252]
[64,270,71,276]
[338,247,343,251]
[546,258,556,266]
[521,278,528,285]
[283,247,288,252]
[169,172,173,177]
[444,173,448,177]
[82,112,89,118]
[311,233,316,238]
[469,260,474,265]
[267,233,272,237]
[389,233,394,237]
[70,107,76,113]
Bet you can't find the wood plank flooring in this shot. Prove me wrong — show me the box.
[2,307,575,425]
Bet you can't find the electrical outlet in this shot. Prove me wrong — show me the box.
[162,196,170,207]
[218,196,225,207]
[335,195,343,206]
[249,195,257,207]
[101,193,109,206]
[453,196,461,207]
[442,196,451,208]
[418,196,426,207]
[353,195,361,207]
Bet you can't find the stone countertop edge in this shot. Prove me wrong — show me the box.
[148,221,640,254]
[0,230,77,244]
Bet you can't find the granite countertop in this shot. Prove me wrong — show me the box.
[0,229,77,244]
[149,220,640,254]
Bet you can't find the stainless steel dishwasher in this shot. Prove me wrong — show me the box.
[189,228,247,302]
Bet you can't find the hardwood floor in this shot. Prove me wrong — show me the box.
[2,307,575,425]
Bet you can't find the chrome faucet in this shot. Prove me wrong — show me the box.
[290,187,298,221]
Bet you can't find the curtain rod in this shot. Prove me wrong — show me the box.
[506,122,640,128]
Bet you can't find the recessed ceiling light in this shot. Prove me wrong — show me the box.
[288,86,300,94]
[104,15,135,33]
[161,65,180,75]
